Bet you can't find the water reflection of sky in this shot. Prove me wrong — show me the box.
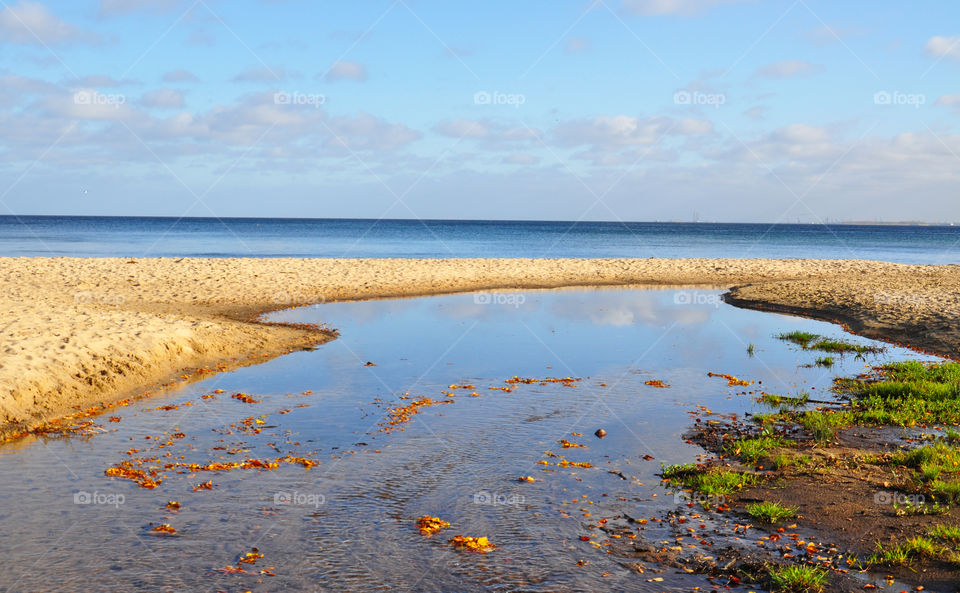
[0,288,941,593]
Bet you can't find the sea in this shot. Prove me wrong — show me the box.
[1,215,959,263]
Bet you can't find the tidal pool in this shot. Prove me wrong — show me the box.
[0,288,938,593]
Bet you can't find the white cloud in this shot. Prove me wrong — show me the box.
[162,69,199,83]
[621,0,747,16]
[69,75,138,87]
[925,36,960,61]
[324,60,367,83]
[771,123,830,144]
[140,88,184,109]
[936,94,960,113]
[42,88,134,120]
[433,118,540,148]
[503,154,540,165]
[434,119,488,139]
[755,60,823,79]
[0,72,57,94]
[0,2,98,45]
[323,111,419,151]
[554,115,711,151]
[232,66,286,82]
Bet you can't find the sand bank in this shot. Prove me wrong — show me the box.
[2,257,957,437]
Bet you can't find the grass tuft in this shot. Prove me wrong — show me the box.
[768,564,828,593]
[868,537,943,566]
[777,330,884,355]
[799,411,851,444]
[726,434,786,463]
[778,331,819,348]
[661,464,759,496]
[746,501,797,524]
[929,524,960,544]
[889,443,960,504]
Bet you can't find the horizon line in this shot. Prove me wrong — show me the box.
[0,214,955,227]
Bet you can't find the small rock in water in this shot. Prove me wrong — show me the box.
[594,428,607,438]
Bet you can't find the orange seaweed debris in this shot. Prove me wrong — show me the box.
[505,376,580,387]
[2,394,149,444]
[237,548,264,565]
[193,480,213,491]
[283,456,319,469]
[166,501,181,511]
[151,524,176,535]
[644,380,670,388]
[233,415,268,434]
[108,416,121,422]
[707,372,753,387]
[231,393,261,404]
[448,384,475,390]
[104,462,162,489]
[518,476,535,483]
[449,535,495,553]
[558,459,593,469]
[379,397,453,433]
[559,439,586,449]
[416,516,450,536]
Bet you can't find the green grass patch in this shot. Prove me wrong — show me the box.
[868,537,944,566]
[894,500,948,516]
[757,392,810,409]
[661,464,759,496]
[889,443,960,504]
[773,452,813,471]
[778,331,819,348]
[746,501,797,524]
[726,434,787,463]
[767,564,828,593]
[878,360,960,383]
[816,361,960,427]
[808,339,881,355]
[777,330,884,355]
[814,356,834,367]
[929,524,960,545]
[799,411,852,443]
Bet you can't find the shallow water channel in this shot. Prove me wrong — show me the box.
[0,288,939,592]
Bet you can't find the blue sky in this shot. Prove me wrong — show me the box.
[0,0,958,222]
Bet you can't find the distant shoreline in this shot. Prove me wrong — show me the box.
[2,257,958,441]
[0,214,956,226]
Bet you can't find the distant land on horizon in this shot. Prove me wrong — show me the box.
[0,214,957,227]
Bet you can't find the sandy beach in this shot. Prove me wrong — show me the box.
[2,257,958,437]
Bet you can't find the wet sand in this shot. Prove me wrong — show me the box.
[2,257,958,436]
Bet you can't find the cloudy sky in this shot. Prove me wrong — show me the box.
[1,0,958,222]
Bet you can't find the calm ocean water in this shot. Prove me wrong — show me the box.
[1,215,959,263]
